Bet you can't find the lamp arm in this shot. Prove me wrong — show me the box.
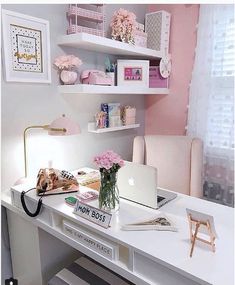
[23,125,66,178]
[49,127,67,132]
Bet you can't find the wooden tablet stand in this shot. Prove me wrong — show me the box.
[187,214,216,258]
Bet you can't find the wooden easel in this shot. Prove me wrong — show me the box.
[187,214,216,258]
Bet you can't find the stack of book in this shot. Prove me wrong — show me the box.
[75,170,101,191]
[101,103,122,128]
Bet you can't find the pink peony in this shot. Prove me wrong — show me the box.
[94,150,124,171]
[54,55,82,71]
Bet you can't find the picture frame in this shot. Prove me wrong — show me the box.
[2,9,51,83]
[186,208,218,257]
[186,208,218,238]
[117,60,149,87]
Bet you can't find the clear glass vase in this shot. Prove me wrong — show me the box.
[99,170,120,212]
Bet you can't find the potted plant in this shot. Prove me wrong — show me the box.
[54,55,82,85]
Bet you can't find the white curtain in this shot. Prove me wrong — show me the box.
[187,4,234,206]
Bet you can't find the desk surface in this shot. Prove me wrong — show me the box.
[2,169,234,285]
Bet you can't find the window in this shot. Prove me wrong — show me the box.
[187,5,234,206]
[207,6,234,151]
[212,12,235,77]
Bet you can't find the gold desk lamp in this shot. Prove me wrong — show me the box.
[18,115,80,217]
[17,114,80,183]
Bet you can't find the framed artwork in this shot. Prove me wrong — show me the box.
[186,208,218,238]
[117,60,149,87]
[186,208,218,257]
[2,9,51,83]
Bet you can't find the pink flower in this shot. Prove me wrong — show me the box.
[93,150,124,171]
[110,9,137,44]
[54,55,82,71]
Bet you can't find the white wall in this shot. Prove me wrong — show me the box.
[1,4,148,191]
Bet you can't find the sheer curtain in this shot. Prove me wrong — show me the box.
[187,4,234,206]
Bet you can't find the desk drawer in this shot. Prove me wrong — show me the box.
[62,219,118,261]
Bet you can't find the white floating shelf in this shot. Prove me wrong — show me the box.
[88,123,140,133]
[58,84,169,95]
[57,33,163,59]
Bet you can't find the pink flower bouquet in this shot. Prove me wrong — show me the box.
[94,150,124,172]
[94,150,124,211]
[54,55,82,71]
[110,8,137,44]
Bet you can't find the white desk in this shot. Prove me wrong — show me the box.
[2,172,234,285]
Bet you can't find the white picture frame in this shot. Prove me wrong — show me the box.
[2,9,51,83]
[117,60,149,87]
[186,208,218,238]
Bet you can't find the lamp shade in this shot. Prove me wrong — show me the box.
[48,115,80,136]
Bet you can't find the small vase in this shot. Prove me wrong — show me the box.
[99,170,120,212]
[60,70,77,85]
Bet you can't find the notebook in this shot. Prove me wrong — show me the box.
[117,162,177,209]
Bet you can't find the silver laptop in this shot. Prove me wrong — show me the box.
[117,162,177,209]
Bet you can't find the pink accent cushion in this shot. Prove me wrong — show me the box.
[132,135,203,197]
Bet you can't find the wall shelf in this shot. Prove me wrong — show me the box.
[88,123,140,133]
[58,84,169,95]
[57,33,163,59]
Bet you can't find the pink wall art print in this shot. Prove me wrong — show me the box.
[124,67,142,81]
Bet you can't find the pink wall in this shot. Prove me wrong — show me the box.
[145,4,199,135]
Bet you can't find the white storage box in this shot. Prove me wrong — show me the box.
[145,10,171,54]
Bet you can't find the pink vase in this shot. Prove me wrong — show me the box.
[60,70,77,85]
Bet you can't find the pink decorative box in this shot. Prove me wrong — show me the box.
[134,30,147,48]
[81,70,112,85]
[149,66,168,88]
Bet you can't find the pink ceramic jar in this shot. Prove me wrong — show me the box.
[60,70,77,85]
